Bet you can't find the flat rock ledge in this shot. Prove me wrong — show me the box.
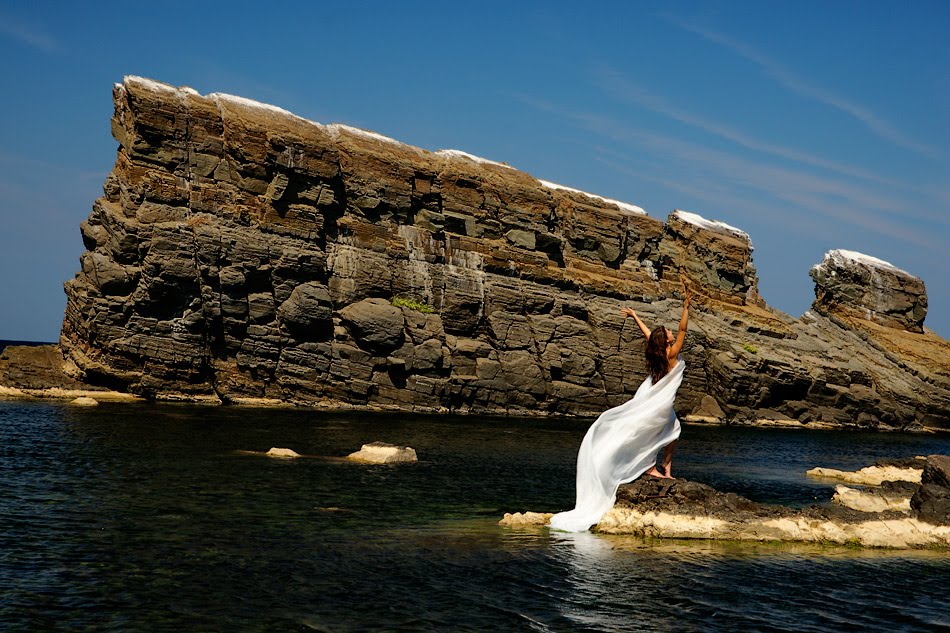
[500,455,950,549]
[832,481,918,513]
[806,457,926,485]
[346,442,418,463]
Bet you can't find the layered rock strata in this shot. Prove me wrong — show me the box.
[811,250,927,332]
[19,75,947,428]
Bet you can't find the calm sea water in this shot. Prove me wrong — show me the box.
[1,401,948,632]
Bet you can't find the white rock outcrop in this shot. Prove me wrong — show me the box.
[265,447,301,458]
[346,442,417,463]
[806,465,922,486]
[832,485,912,513]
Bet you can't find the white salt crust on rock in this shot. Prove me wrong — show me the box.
[435,149,515,170]
[539,179,646,216]
[671,209,750,241]
[812,249,911,277]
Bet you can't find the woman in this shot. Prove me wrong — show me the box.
[548,289,692,533]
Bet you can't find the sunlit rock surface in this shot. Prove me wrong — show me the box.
[0,76,946,428]
[832,483,916,513]
[346,442,418,463]
[807,457,925,485]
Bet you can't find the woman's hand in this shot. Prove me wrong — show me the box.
[682,282,693,308]
[623,307,652,338]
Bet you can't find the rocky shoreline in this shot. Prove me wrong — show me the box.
[501,455,950,549]
[1,76,948,430]
[3,342,947,434]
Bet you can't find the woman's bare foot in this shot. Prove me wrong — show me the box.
[646,466,676,479]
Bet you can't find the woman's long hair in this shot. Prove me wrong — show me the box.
[645,327,671,384]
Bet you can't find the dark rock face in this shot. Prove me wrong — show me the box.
[911,485,950,525]
[615,476,907,523]
[48,77,950,427]
[921,454,950,488]
[911,455,950,525]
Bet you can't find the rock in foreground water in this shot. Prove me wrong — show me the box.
[266,447,301,458]
[501,456,950,548]
[69,396,99,406]
[347,442,418,463]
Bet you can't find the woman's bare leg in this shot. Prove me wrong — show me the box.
[661,440,678,478]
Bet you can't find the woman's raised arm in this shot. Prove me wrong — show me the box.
[621,307,652,339]
[668,289,692,359]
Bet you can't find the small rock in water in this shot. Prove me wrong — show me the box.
[70,396,99,406]
[499,511,554,527]
[266,447,301,458]
[347,441,417,463]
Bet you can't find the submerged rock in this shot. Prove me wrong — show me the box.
[499,511,554,527]
[346,442,417,463]
[265,447,301,458]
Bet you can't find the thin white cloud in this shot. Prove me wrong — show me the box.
[588,75,950,227]
[660,14,941,159]
[593,68,917,189]
[590,148,828,241]
[0,14,59,53]
[516,95,940,249]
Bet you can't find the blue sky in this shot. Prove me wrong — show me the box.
[1,1,948,340]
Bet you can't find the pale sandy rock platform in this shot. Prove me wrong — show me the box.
[806,457,925,485]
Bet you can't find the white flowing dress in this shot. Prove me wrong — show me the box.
[548,360,685,533]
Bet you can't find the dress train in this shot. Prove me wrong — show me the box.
[548,360,685,533]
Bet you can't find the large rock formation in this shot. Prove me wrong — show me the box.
[7,76,947,429]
